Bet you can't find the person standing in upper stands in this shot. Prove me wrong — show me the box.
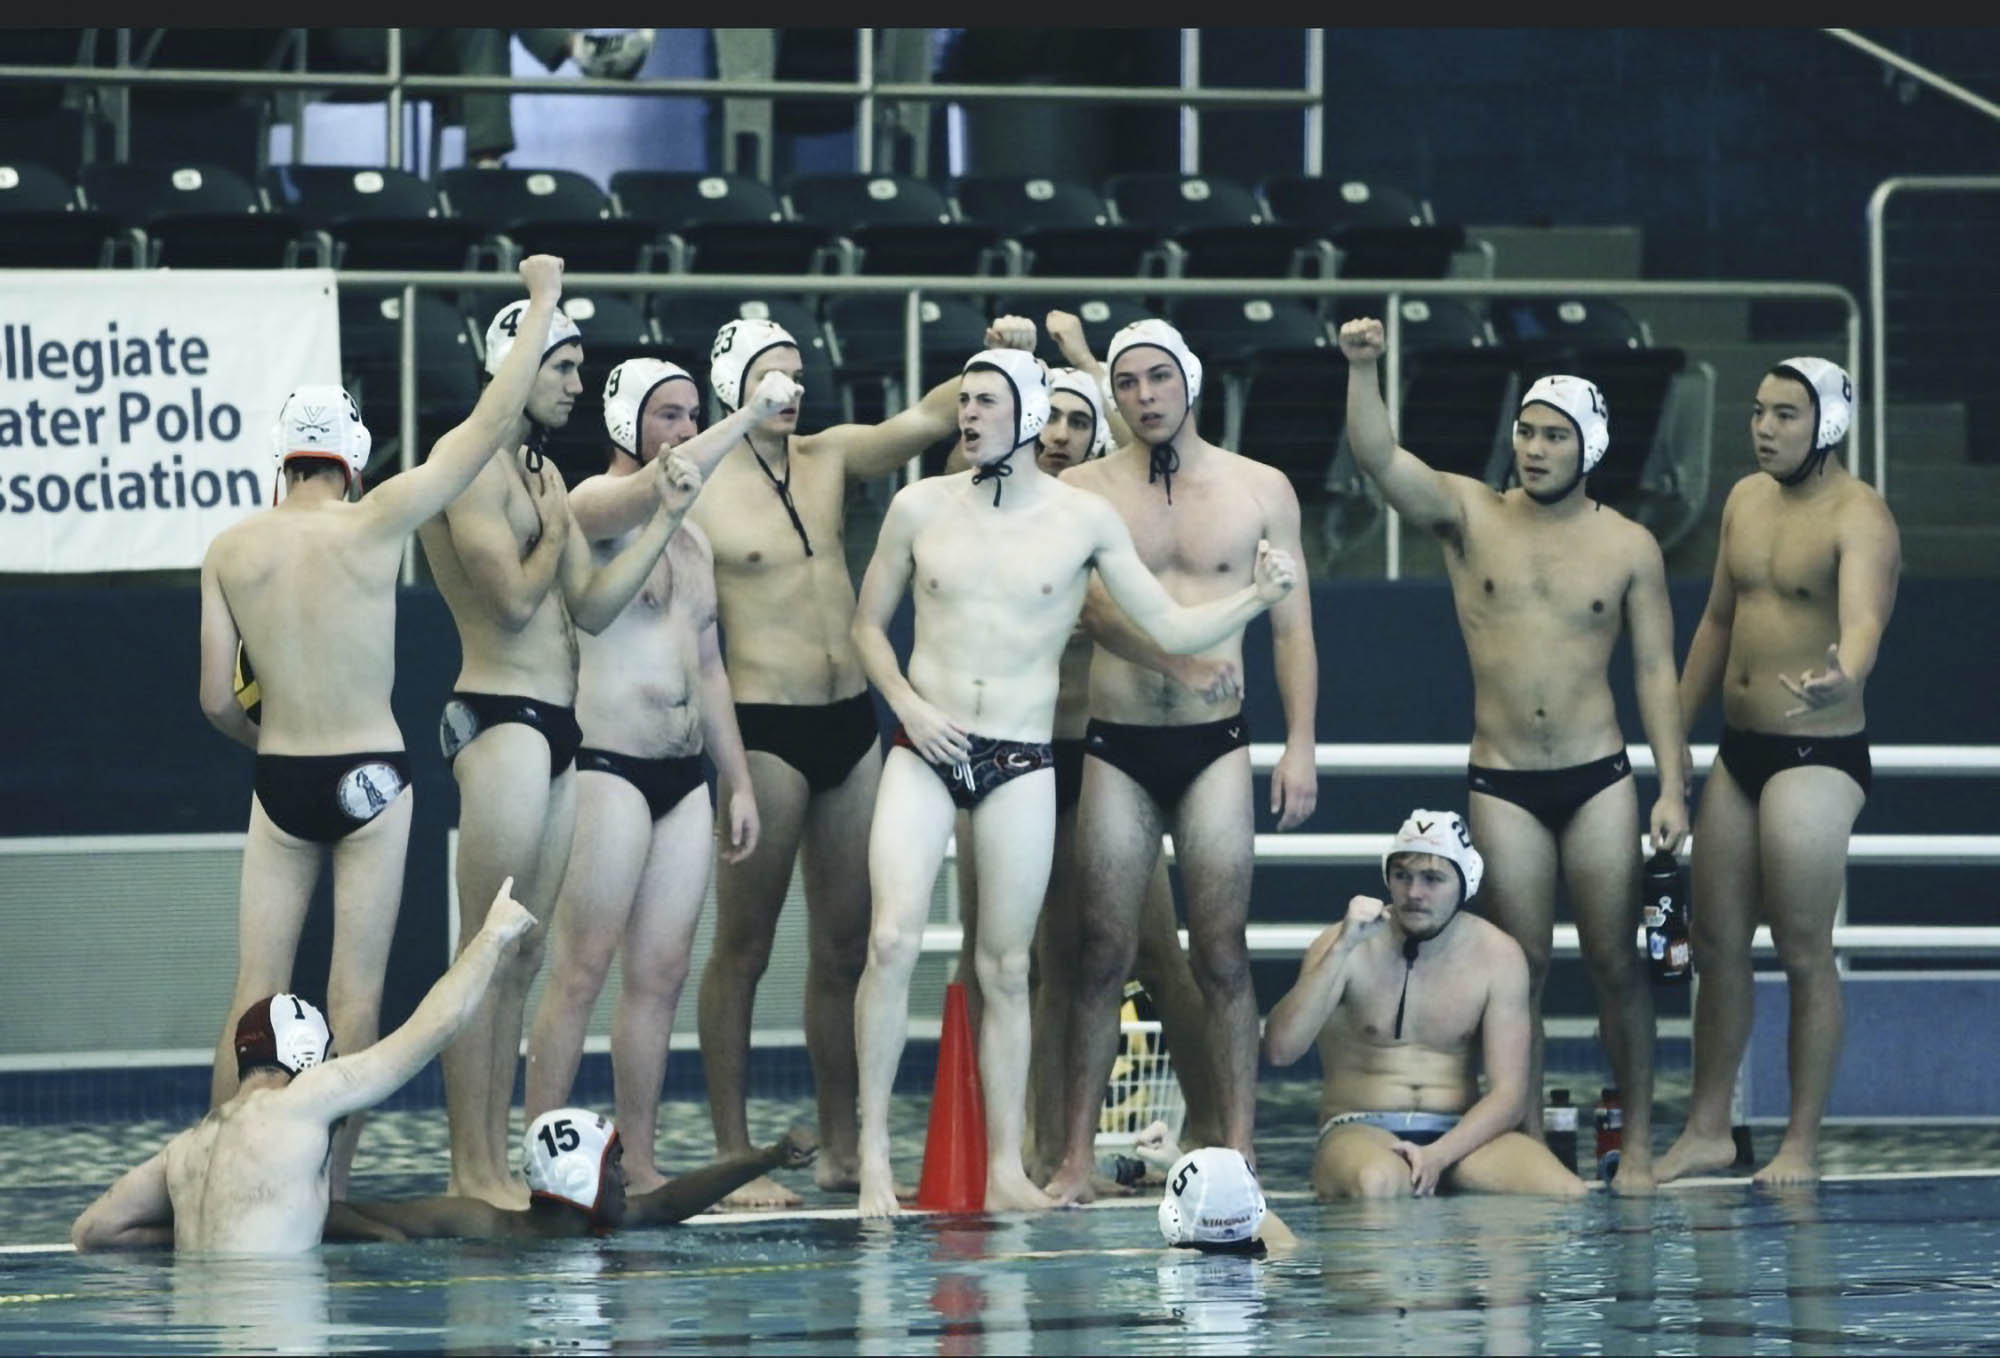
[1337,315,1689,1195]
[521,355,799,1193]
[314,29,654,167]
[417,283,703,1209]
[687,316,1017,1209]
[196,255,569,1205]
[1042,317,1320,1205]
[1657,358,1899,1187]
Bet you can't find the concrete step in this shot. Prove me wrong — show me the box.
[1885,461,2000,529]
[1898,525,2000,579]
[1464,225,1644,281]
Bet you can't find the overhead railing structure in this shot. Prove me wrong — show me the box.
[321,269,1862,584]
[0,28,1330,177]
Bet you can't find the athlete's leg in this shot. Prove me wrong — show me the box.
[1467,791,1561,1135]
[1446,1131,1591,1197]
[1753,766,1866,1186]
[699,751,809,1208]
[212,797,323,1109]
[854,748,956,1217]
[323,787,415,1198]
[1559,776,1656,1192]
[798,741,883,1192]
[1657,761,1760,1184]
[611,785,714,1194]
[523,770,650,1123]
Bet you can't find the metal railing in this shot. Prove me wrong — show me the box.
[1821,29,2000,129]
[333,268,1862,584]
[0,28,1329,178]
[1865,176,2000,500]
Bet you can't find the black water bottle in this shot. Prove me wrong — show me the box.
[1544,1088,1579,1173]
[1644,849,1691,985]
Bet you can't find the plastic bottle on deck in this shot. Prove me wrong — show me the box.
[1594,1087,1623,1181]
[1543,1088,1578,1173]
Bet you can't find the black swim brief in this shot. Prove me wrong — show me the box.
[890,726,1055,811]
[735,691,880,793]
[1082,714,1249,812]
[254,751,412,844]
[1718,725,1872,800]
[438,691,583,778]
[1052,737,1086,816]
[1466,751,1633,833]
[575,748,707,821]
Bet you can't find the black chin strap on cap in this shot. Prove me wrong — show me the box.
[1148,442,1181,504]
[750,439,813,557]
[523,421,548,476]
[1776,445,1832,487]
[970,448,1016,505]
[1392,935,1420,1040]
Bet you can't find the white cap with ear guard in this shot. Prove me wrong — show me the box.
[1106,318,1204,405]
[1383,808,1485,901]
[1048,366,1111,456]
[962,347,1051,450]
[484,299,582,378]
[1772,356,1854,453]
[602,357,698,456]
[524,1108,620,1221]
[273,385,371,492]
[1519,374,1610,473]
[709,317,799,412]
[1158,1147,1266,1249]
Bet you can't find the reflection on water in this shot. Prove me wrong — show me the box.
[11,1178,2000,1355]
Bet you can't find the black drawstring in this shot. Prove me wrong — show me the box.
[523,423,548,476]
[970,452,1014,506]
[1149,442,1179,504]
[752,445,813,557]
[1392,936,1420,1040]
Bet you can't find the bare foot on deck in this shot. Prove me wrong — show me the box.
[721,1174,804,1210]
[1655,1131,1739,1184]
[857,1158,902,1219]
[1753,1143,1820,1188]
[1041,1160,1097,1206]
[624,1163,670,1196]
[1610,1150,1658,1197]
[985,1169,1057,1214]
[449,1174,531,1210]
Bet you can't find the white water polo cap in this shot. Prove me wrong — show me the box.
[1383,808,1485,902]
[1048,366,1111,456]
[1106,318,1204,405]
[709,317,799,411]
[274,385,371,490]
[234,994,332,1078]
[602,357,698,456]
[1519,374,1610,472]
[483,299,583,377]
[1771,356,1853,453]
[524,1109,621,1221]
[962,347,1051,450]
[1158,1147,1266,1249]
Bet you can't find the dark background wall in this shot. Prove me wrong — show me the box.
[4,576,1991,1036]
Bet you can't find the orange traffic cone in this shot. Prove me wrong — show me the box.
[916,981,987,1212]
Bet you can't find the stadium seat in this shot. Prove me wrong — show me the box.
[0,161,131,268]
[336,289,481,485]
[1493,296,1651,354]
[951,175,1157,278]
[125,28,294,180]
[652,294,842,432]
[1104,172,1330,280]
[1170,296,1336,479]
[262,165,481,271]
[824,293,990,426]
[610,170,835,275]
[990,294,1155,371]
[437,167,662,273]
[0,30,100,178]
[1259,175,1465,280]
[79,162,317,269]
[786,173,1003,275]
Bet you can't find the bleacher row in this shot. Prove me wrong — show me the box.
[0,158,1709,554]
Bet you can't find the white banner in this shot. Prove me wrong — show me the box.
[0,269,340,572]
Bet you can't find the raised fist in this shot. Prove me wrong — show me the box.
[1253,538,1298,603]
[984,314,1037,353]
[1337,317,1386,364]
[654,452,703,512]
[748,369,802,420]
[518,254,564,303]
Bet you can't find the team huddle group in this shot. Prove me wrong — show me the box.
[70,251,1899,1254]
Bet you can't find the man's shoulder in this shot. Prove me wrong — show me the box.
[1456,913,1526,966]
